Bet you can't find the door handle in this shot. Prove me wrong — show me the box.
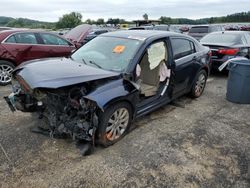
[192,56,197,60]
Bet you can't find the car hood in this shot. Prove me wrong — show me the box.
[14,58,120,89]
[64,24,92,44]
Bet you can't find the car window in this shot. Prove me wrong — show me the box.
[245,33,250,44]
[5,35,16,43]
[171,38,195,60]
[40,33,70,46]
[200,33,241,44]
[189,27,209,33]
[241,35,248,44]
[95,30,108,35]
[14,33,38,44]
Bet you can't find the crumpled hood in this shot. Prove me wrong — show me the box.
[14,58,120,89]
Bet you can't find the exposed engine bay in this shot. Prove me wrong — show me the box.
[6,77,99,146]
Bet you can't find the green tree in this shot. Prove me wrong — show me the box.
[85,19,92,24]
[143,13,148,20]
[56,12,82,29]
[106,18,116,25]
[96,18,104,25]
[159,16,172,24]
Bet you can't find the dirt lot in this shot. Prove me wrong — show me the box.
[0,74,250,188]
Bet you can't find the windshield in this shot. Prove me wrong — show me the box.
[200,33,241,44]
[71,36,142,72]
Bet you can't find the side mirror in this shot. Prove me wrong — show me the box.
[123,72,133,81]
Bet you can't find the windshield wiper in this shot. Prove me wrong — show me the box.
[88,60,103,69]
[81,58,87,65]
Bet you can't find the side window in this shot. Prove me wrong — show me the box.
[241,35,248,44]
[14,33,38,44]
[96,30,108,35]
[171,38,195,60]
[5,35,16,43]
[40,33,70,46]
[209,27,215,32]
[245,33,250,44]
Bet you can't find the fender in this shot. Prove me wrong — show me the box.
[84,78,138,111]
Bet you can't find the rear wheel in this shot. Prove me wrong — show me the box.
[97,102,132,147]
[190,70,207,98]
[0,60,15,86]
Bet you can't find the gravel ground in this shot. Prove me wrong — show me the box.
[0,74,250,188]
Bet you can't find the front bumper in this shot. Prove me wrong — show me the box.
[4,94,16,112]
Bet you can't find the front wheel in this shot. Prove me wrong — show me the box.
[97,102,132,147]
[190,70,207,98]
[0,60,15,86]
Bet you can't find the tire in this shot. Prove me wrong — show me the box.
[0,60,15,86]
[190,69,207,98]
[97,102,132,147]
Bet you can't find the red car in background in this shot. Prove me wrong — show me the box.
[0,30,76,85]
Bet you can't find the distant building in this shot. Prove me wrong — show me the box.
[133,20,160,27]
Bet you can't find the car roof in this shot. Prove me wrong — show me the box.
[208,31,248,35]
[191,25,222,28]
[0,29,71,43]
[101,30,183,40]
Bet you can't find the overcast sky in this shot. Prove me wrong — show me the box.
[1,0,249,22]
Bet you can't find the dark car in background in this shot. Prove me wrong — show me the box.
[82,29,109,45]
[188,25,224,41]
[200,31,250,70]
[5,30,211,150]
[129,25,181,33]
[128,25,155,30]
[0,30,75,85]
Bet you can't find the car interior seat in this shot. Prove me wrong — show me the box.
[139,52,161,97]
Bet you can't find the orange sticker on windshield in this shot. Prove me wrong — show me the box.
[113,45,125,53]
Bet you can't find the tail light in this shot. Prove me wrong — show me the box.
[218,48,239,55]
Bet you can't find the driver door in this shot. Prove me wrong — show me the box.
[135,39,172,116]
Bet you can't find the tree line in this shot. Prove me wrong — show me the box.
[0,11,250,29]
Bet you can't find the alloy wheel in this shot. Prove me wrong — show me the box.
[0,64,13,84]
[195,73,206,96]
[106,107,129,141]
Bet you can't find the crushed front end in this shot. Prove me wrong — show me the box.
[5,74,99,145]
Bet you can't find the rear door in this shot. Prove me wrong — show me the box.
[170,38,197,96]
[37,33,75,58]
[1,32,40,64]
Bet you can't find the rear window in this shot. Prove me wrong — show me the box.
[200,33,241,44]
[189,27,209,33]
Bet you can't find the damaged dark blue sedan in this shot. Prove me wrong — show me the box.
[5,30,211,149]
